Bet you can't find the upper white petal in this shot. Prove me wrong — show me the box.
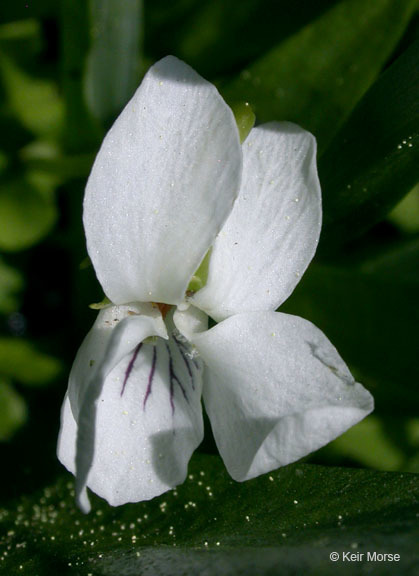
[193,122,321,320]
[192,312,373,481]
[84,56,242,305]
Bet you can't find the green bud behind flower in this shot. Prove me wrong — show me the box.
[187,248,211,294]
[230,101,255,143]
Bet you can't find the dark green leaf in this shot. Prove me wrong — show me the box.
[0,0,57,23]
[319,40,419,250]
[155,0,336,79]
[85,0,143,124]
[0,455,417,575]
[222,0,417,152]
[61,0,102,152]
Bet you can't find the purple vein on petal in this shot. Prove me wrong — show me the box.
[166,343,188,415]
[121,342,143,396]
[173,333,195,389]
[143,345,157,410]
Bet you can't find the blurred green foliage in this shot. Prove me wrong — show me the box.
[223,0,417,152]
[0,378,27,441]
[0,0,418,570]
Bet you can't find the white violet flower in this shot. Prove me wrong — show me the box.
[57,56,374,512]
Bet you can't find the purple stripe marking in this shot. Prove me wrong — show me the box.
[143,345,157,410]
[166,343,189,415]
[120,342,143,396]
[173,334,195,390]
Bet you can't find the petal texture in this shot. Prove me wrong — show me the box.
[58,313,204,509]
[84,55,242,305]
[58,303,167,511]
[193,123,321,321]
[193,312,373,481]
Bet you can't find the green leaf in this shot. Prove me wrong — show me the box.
[222,0,417,152]
[0,456,417,574]
[317,415,419,472]
[0,54,64,139]
[61,0,102,152]
[0,175,57,251]
[85,0,143,124]
[0,338,62,386]
[319,39,419,250]
[0,378,27,441]
[165,0,336,78]
[0,256,23,314]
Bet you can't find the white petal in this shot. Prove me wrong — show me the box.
[173,303,208,341]
[58,303,167,511]
[84,56,242,305]
[58,318,204,509]
[193,123,321,320]
[66,303,167,417]
[193,312,373,481]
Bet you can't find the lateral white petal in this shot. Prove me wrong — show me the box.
[193,123,321,320]
[58,303,167,512]
[193,312,373,481]
[84,56,242,305]
[59,332,204,508]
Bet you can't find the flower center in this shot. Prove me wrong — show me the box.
[154,302,172,319]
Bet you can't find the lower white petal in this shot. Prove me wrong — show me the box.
[66,303,167,418]
[192,312,373,481]
[58,303,167,511]
[58,328,204,508]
